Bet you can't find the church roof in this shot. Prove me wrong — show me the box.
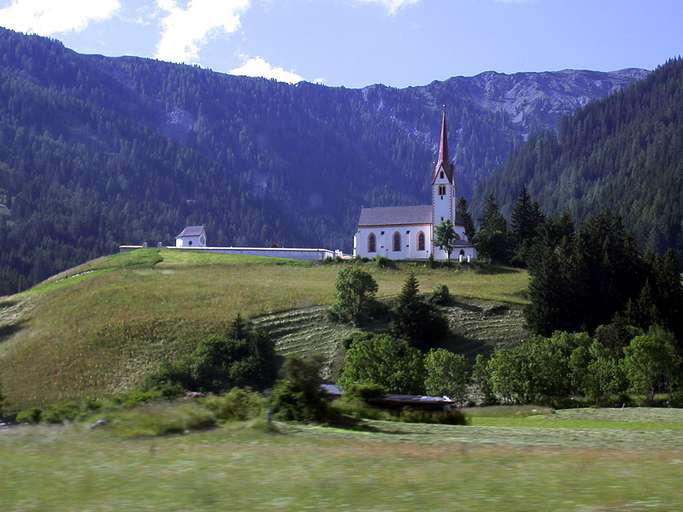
[176,225,205,238]
[358,205,432,227]
[432,109,454,184]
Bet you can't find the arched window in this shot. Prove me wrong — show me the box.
[418,232,425,251]
[392,231,401,252]
[368,233,376,253]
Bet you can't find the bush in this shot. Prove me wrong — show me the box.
[373,256,397,270]
[271,355,331,422]
[344,382,386,402]
[397,407,467,425]
[429,284,452,306]
[146,315,278,394]
[569,340,627,405]
[41,400,83,424]
[202,388,264,422]
[488,332,585,404]
[105,402,216,438]
[392,273,449,350]
[16,407,42,424]
[330,267,379,325]
[339,333,425,394]
[423,349,468,402]
[623,326,681,402]
[471,354,496,405]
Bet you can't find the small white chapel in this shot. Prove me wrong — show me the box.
[353,110,477,261]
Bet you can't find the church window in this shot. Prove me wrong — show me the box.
[188,240,193,246]
[438,184,446,196]
[368,233,376,253]
[392,232,401,252]
[418,232,425,251]
[440,171,444,179]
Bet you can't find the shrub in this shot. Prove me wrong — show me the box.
[16,407,42,424]
[339,333,425,394]
[429,284,452,306]
[147,315,278,394]
[330,267,379,325]
[202,388,264,422]
[344,382,386,402]
[392,273,448,350]
[488,332,584,404]
[271,355,331,422]
[397,407,467,425]
[423,349,468,402]
[623,326,681,402]
[569,340,627,405]
[40,400,84,424]
[373,256,397,270]
[105,402,216,438]
[471,354,496,405]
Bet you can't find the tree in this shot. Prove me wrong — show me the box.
[569,339,626,405]
[189,314,278,393]
[474,194,511,263]
[271,355,330,422]
[471,354,495,405]
[510,187,545,265]
[424,349,468,402]
[330,267,379,325]
[488,332,578,404]
[456,197,476,242]
[339,333,425,394]
[623,326,681,402]
[434,219,460,263]
[392,273,448,349]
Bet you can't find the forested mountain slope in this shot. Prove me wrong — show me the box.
[0,28,646,292]
[476,58,683,261]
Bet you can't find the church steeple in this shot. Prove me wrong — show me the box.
[432,107,454,184]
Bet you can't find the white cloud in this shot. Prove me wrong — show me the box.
[355,0,420,15]
[230,56,303,84]
[0,0,120,36]
[155,0,250,63]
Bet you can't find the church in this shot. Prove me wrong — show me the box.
[353,111,477,261]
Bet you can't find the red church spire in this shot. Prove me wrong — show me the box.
[438,107,449,164]
[432,106,454,183]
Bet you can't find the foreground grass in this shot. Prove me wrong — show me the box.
[2,408,683,511]
[0,250,528,409]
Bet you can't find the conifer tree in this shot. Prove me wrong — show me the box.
[456,197,476,241]
[474,194,511,263]
[510,187,545,265]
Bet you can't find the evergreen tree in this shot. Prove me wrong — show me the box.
[474,194,511,263]
[456,197,476,242]
[510,187,545,265]
[392,273,448,350]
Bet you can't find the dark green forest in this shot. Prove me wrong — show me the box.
[0,28,648,293]
[477,58,683,263]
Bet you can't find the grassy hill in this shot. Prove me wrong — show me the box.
[0,250,528,409]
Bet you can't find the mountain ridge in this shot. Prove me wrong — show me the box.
[0,27,649,292]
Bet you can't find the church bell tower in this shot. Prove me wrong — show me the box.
[432,108,456,227]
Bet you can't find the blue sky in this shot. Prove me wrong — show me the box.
[0,0,681,87]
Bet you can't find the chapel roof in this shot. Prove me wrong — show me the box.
[357,205,432,226]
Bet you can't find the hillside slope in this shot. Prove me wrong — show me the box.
[0,28,646,292]
[0,250,528,409]
[476,58,683,260]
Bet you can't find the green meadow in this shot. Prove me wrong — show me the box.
[0,249,528,409]
[2,407,683,511]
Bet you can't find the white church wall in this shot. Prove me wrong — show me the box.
[175,234,205,247]
[355,224,432,260]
